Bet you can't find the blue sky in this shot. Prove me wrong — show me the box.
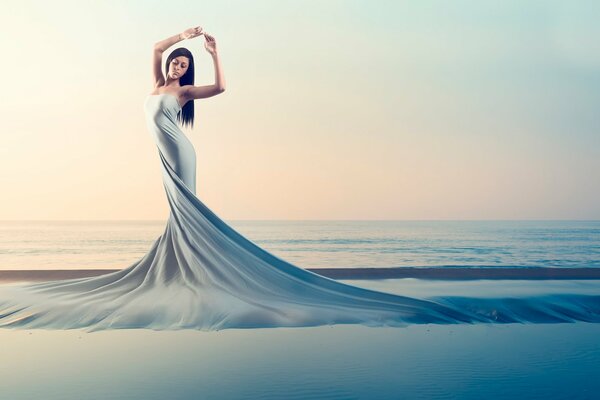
[0,0,598,220]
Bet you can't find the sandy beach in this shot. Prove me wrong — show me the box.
[1,323,599,399]
[1,267,600,283]
[2,269,599,399]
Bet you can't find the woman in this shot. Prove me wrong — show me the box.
[146,26,224,195]
[2,27,589,332]
[150,26,225,130]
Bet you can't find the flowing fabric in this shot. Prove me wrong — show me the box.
[1,93,599,332]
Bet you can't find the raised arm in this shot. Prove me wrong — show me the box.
[152,26,203,87]
[184,33,226,100]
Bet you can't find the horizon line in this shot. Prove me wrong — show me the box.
[1,219,599,223]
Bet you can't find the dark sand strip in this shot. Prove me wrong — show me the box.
[314,267,600,280]
[1,267,600,283]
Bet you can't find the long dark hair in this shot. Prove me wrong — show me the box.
[165,47,195,128]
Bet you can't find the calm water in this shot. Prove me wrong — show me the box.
[0,220,599,270]
[1,221,599,399]
[1,323,599,399]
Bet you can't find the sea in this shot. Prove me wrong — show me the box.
[1,220,599,399]
[0,219,599,271]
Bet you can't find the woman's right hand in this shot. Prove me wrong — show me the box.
[181,26,203,40]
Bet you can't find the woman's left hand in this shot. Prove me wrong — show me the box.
[181,26,203,40]
[204,33,218,55]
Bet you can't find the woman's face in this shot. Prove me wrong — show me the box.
[168,56,190,80]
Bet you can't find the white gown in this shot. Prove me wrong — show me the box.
[0,93,597,331]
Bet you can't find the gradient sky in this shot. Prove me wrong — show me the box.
[0,0,598,220]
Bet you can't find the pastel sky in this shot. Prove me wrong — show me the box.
[0,0,598,220]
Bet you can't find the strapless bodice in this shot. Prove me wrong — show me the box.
[144,93,182,123]
[143,93,196,194]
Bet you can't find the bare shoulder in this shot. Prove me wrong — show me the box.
[149,84,186,99]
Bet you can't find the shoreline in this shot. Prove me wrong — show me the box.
[1,267,599,283]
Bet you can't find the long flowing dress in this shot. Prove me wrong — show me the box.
[0,93,598,331]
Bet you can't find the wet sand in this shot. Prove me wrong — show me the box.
[1,324,599,399]
[1,267,599,283]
